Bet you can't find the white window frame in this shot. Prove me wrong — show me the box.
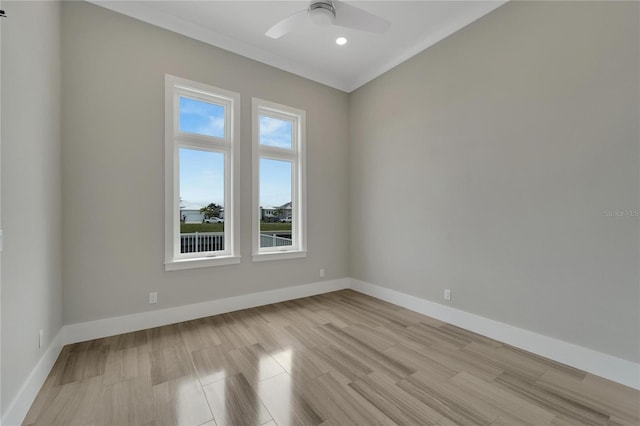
[164,75,240,270]
[252,98,307,262]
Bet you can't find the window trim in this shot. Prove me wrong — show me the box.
[164,74,240,270]
[252,98,307,262]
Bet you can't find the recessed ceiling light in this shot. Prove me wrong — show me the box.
[336,37,348,46]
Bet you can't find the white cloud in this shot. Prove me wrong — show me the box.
[260,116,292,148]
[200,116,225,136]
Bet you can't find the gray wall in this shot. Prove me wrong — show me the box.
[349,1,640,363]
[61,2,349,325]
[1,0,63,414]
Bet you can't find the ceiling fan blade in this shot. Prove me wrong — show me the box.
[266,9,308,39]
[333,1,391,34]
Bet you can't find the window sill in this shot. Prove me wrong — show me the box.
[164,255,241,271]
[252,250,307,262]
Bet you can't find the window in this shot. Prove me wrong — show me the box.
[252,98,307,261]
[165,75,240,270]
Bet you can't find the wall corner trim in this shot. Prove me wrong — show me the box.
[1,329,65,426]
[349,278,640,390]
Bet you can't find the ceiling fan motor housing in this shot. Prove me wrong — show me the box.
[309,1,335,26]
[266,0,389,39]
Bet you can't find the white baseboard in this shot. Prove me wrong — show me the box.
[1,329,64,426]
[64,278,350,345]
[350,278,640,390]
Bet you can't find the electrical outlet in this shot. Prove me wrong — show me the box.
[444,289,452,301]
[319,268,325,278]
[38,329,44,348]
[149,292,158,304]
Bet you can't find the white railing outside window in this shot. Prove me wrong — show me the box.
[181,232,292,253]
[180,232,225,253]
[259,233,293,248]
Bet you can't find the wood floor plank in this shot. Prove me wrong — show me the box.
[209,314,258,351]
[416,341,505,382]
[190,344,237,385]
[398,372,498,426]
[251,304,292,328]
[314,294,389,328]
[349,371,444,425]
[177,318,223,353]
[280,300,332,327]
[27,377,104,426]
[491,411,535,426]
[25,289,639,426]
[203,373,272,426]
[249,322,287,353]
[494,371,612,426]
[317,323,415,381]
[229,307,270,330]
[149,344,194,386]
[99,376,155,425]
[113,329,149,351]
[67,336,112,353]
[152,375,213,426]
[583,374,640,413]
[330,298,396,328]
[289,295,327,313]
[306,371,396,425]
[407,321,475,349]
[450,371,556,424]
[255,372,324,426]
[271,347,331,382]
[508,345,587,380]
[148,324,183,351]
[341,323,400,351]
[383,344,458,381]
[103,345,151,386]
[59,347,109,385]
[461,341,549,382]
[339,291,432,326]
[314,343,374,381]
[439,324,503,348]
[283,323,330,349]
[228,343,286,384]
[313,309,350,328]
[413,370,520,423]
[549,415,583,426]
[537,370,640,424]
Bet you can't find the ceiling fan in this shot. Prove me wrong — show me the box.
[265,0,391,39]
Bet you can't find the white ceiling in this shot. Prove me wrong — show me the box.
[89,1,507,92]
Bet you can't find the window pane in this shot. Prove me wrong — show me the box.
[259,158,293,248]
[179,148,225,253]
[179,97,225,138]
[259,115,293,149]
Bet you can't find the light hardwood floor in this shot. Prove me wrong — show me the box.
[24,290,639,425]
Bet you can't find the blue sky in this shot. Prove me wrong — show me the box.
[259,114,293,207]
[260,158,292,207]
[179,97,293,207]
[259,115,292,149]
[179,148,224,206]
[179,97,224,138]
